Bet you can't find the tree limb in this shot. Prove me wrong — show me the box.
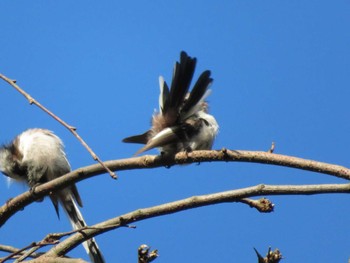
[1,149,349,227]
[42,183,350,258]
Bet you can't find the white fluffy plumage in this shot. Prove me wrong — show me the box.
[0,128,104,263]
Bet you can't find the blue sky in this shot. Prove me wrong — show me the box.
[1,1,350,262]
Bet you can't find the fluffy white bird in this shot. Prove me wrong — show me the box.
[0,128,104,263]
[123,51,219,155]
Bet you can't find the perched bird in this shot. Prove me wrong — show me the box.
[0,128,104,263]
[123,51,219,155]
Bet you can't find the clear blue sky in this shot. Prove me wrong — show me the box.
[1,1,350,262]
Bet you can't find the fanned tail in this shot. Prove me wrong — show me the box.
[122,51,214,155]
[181,70,213,120]
[162,51,197,115]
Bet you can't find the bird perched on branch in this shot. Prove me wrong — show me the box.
[123,51,219,155]
[0,128,104,263]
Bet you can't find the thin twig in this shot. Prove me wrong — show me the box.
[0,243,34,262]
[0,245,42,258]
[0,241,47,263]
[13,229,83,262]
[2,233,63,263]
[27,257,87,263]
[15,246,42,263]
[0,227,92,262]
[0,73,117,179]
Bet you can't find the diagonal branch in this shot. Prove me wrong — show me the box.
[0,73,116,179]
[0,244,44,261]
[1,149,350,227]
[42,183,350,259]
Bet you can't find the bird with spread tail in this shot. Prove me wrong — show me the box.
[0,128,104,263]
[123,51,219,155]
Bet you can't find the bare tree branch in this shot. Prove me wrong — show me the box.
[0,227,109,263]
[26,257,87,263]
[1,149,349,227]
[0,73,116,179]
[172,149,350,180]
[0,245,44,261]
[1,244,43,263]
[43,183,350,258]
[0,147,349,259]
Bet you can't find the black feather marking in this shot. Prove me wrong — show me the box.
[159,78,170,112]
[122,131,150,145]
[164,61,180,113]
[50,195,61,218]
[181,70,212,114]
[164,51,197,114]
[71,185,83,207]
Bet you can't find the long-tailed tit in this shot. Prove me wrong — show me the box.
[0,128,104,263]
[123,51,219,155]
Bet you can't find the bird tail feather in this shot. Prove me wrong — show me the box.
[62,197,105,263]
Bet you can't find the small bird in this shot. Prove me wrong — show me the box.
[0,128,104,263]
[123,51,219,155]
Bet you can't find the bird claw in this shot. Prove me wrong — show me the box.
[29,184,44,202]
